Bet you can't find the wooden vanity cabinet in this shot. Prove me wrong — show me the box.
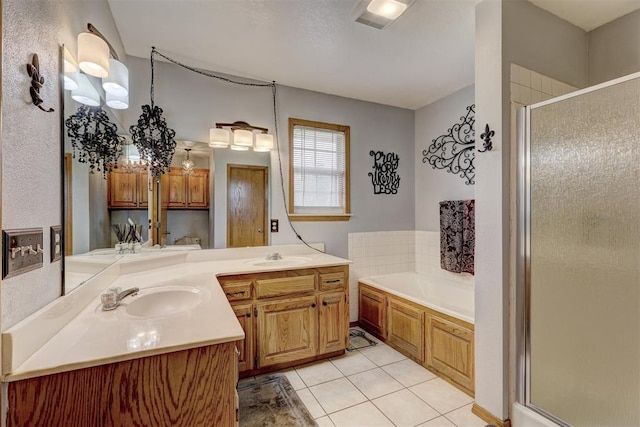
[166,168,187,208]
[358,285,387,339]
[218,264,349,376]
[7,342,238,426]
[108,168,149,209]
[163,167,210,209]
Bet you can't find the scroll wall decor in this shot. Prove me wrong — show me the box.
[26,54,54,113]
[369,150,400,194]
[422,104,475,185]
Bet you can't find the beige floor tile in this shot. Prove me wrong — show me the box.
[417,416,457,427]
[410,378,473,414]
[331,351,377,376]
[329,402,394,427]
[372,389,440,426]
[296,360,344,387]
[315,416,336,427]
[358,344,406,366]
[309,377,368,414]
[444,404,486,427]
[348,367,404,400]
[381,359,437,387]
[282,368,306,390]
[296,388,326,419]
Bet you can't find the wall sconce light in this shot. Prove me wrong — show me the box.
[211,121,274,152]
[63,24,129,109]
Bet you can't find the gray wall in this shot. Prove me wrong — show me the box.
[589,9,640,85]
[125,56,415,259]
[414,85,475,231]
[1,0,125,329]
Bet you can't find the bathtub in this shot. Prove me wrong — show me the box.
[358,272,474,324]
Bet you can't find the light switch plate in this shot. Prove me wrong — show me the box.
[2,228,44,279]
[50,226,62,263]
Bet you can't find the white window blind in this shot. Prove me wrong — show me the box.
[292,124,347,214]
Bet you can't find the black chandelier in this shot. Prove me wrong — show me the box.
[129,48,176,178]
[65,105,123,178]
[422,104,476,185]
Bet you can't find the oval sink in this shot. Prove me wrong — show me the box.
[125,286,207,318]
[245,256,312,268]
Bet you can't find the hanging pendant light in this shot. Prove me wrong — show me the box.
[71,73,101,106]
[254,133,274,152]
[182,148,194,175]
[209,128,230,148]
[102,58,129,96]
[77,32,110,78]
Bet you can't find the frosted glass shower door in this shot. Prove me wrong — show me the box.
[524,75,640,426]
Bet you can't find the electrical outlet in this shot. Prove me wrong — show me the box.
[270,219,279,233]
[2,228,44,279]
[50,226,62,263]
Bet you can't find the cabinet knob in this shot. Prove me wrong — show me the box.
[311,303,316,308]
[245,313,251,318]
[322,301,328,306]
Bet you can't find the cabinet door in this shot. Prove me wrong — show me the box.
[108,169,138,208]
[319,292,347,354]
[232,304,254,373]
[425,315,474,393]
[388,298,424,361]
[167,168,187,208]
[138,170,149,208]
[256,296,317,368]
[187,170,209,208]
[358,285,386,339]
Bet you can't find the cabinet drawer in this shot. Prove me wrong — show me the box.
[319,272,346,291]
[255,275,316,299]
[221,281,252,301]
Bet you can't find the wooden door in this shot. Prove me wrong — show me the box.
[167,168,187,208]
[318,292,347,354]
[108,169,137,208]
[388,298,424,361]
[425,314,474,394]
[232,304,254,373]
[187,169,209,208]
[358,285,387,339]
[227,165,268,247]
[256,295,317,368]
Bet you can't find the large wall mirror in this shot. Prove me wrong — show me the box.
[60,45,274,295]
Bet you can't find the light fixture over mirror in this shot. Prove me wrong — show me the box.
[77,32,110,78]
[209,128,230,148]
[211,121,274,152]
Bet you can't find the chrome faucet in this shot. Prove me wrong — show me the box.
[101,287,139,311]
[265,252,283,260]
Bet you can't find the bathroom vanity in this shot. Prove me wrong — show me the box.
[1,247,350,426]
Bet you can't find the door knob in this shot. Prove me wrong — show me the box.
[258,228,263,233]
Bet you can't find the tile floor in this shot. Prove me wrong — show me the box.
[277,329,487,427]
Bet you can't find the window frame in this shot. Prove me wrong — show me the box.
[288,118,351,222]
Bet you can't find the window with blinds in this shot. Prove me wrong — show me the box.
[288,118,350,220]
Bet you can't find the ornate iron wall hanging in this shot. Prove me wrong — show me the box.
[422,104,475,185]
[26,54,54,113]
[478,124,495,152]
[369,150,400,194]
[129,48,176,178]
[65,105,123,178]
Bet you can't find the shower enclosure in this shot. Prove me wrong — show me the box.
[517,73,640,426]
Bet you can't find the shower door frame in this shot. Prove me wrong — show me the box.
[516,70,640,427]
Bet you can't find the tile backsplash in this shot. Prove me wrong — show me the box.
[510,63,579,105]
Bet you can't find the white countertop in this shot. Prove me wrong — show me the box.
[2,246,350,382]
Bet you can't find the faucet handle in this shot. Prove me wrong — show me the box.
[101,290,118,308]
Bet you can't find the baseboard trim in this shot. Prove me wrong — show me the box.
[472,403,511,427]
[349,321,359,328]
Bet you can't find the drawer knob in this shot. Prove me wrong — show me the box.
[322,301,328,306]
[245,313,251,318]
[311,303,316,308]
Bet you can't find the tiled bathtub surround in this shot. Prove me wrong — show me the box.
[348,231,473,321]
[510,63,579,105]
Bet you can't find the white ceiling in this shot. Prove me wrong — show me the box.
[108,0,640,111]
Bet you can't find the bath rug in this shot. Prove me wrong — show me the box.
[237,374,317,427]
[347,328,378,351]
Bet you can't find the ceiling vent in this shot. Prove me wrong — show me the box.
[352,0,415,30]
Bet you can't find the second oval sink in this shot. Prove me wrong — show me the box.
[125,286,207,318]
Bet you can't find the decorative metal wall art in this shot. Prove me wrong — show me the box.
[478,124,495,152]
[129,48,176,178]
[369,150,400,194]
[26,54,54,113]
[65,105,124,178]
[422,104,475,185]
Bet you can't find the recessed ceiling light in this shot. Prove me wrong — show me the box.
[366,0,407,20]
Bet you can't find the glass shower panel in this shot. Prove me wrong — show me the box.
[528,77,640,426]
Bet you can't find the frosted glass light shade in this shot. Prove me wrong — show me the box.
[209,128,230,148]
[367,0,407,20]
[71,73,101,106]
[102,59,129,96]
[233,129,253,147]
[63,71,79,91]
[254,133,274,152]
[106,91,129,110]
[78,32,110,78]
[230,144,249,151]
[63,46,78,73]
